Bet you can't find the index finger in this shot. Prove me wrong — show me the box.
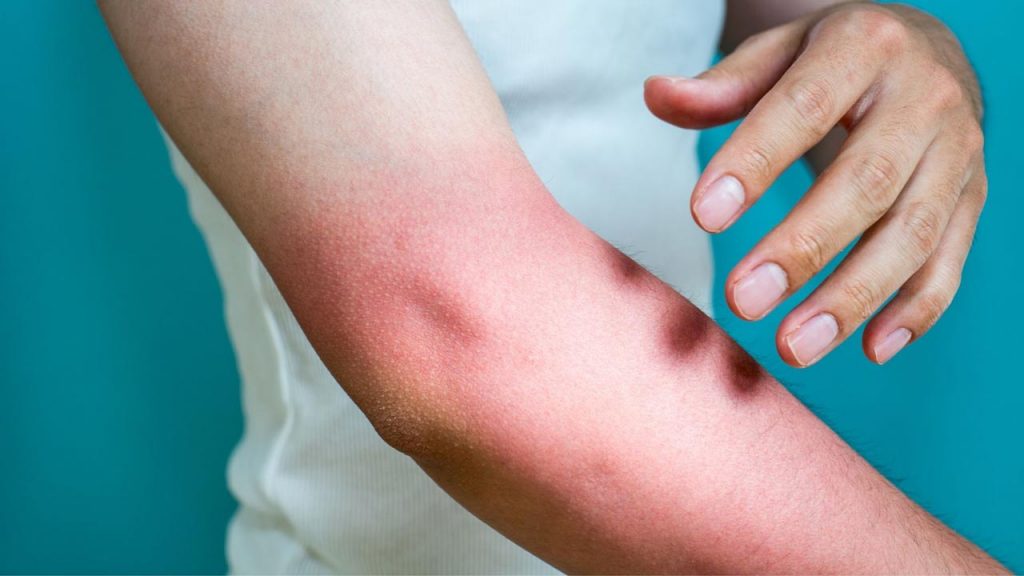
[692,10,903,232]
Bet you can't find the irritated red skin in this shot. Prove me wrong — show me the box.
[100,1,1005,572]
[253,147,985,573]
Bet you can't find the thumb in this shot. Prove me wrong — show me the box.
[644,20,809,129]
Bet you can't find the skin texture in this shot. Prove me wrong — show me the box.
[99,1,1006,573]
[645,1,987,367]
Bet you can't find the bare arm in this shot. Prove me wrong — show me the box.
[100,1,1005,572]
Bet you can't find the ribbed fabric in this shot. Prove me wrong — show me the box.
[164,1,723,572]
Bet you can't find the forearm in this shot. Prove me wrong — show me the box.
[398,214,999,573]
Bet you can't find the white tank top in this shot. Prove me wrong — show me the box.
[165,1,722,572]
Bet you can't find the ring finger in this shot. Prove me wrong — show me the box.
[774,126,981,366]
[862,165,987,364]
[725,96,940,322]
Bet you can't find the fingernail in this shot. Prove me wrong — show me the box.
[648,75,688,86]
[733,262,788,319]
[695,175,745,231]
[873,327,912,365]
[785,313,839,367]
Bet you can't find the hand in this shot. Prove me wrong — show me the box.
[644,2,986,367]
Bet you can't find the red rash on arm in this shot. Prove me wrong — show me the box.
[99,1,1006,572]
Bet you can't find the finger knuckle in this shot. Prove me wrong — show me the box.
[916,286,955,329]
[788,225,832,275]
[734,34,759,53]
[850,153,903,215]
[941,172,966,208]
[842,8,909,53]
[785,78,836,128]
[885,106,926,142]
[840,278,884,322]
[873,118,923,167]
[929,68,967,111]
[902,201,945,258]
[975,173,989,204]
[737,28,774,52]
[934,162,968,208]
[962,123,985,155]
[938,260,964,293]
[870,13,911,54]
[737,144,775,185]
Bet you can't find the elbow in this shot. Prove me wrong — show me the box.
[297,264,505,463]
[365,403,441,461]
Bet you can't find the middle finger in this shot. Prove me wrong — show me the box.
[776,126,977,366]
[725,96,941,321]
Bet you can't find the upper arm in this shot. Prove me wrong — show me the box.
[99,0,557,433]
[98,0,518,219]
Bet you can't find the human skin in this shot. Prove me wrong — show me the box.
[645,0,987,367]
[100,1,1006,573]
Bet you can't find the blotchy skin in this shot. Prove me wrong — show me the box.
[99,1,1007,572]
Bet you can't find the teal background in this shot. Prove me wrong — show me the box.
[702,2,1023,571]
[0,1,1019,573]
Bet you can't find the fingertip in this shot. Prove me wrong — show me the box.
[643,75,730,130]
[861,315,897,364]
[723,270,754,321]
[728,261,789,321]
[864,345,885,365]
[775,329,808,368]
[862,323,884,364]
[645,74,689,88]
[691,201,736,235]
[779,312,839,368]
[643,75,675,100]
[782,355,811,369]
[775,321,800,367]
[724,289,750,321]
[689,201,719,234]
[643,76,683,116]
[692,174,746,233]
[868,326,913,365]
